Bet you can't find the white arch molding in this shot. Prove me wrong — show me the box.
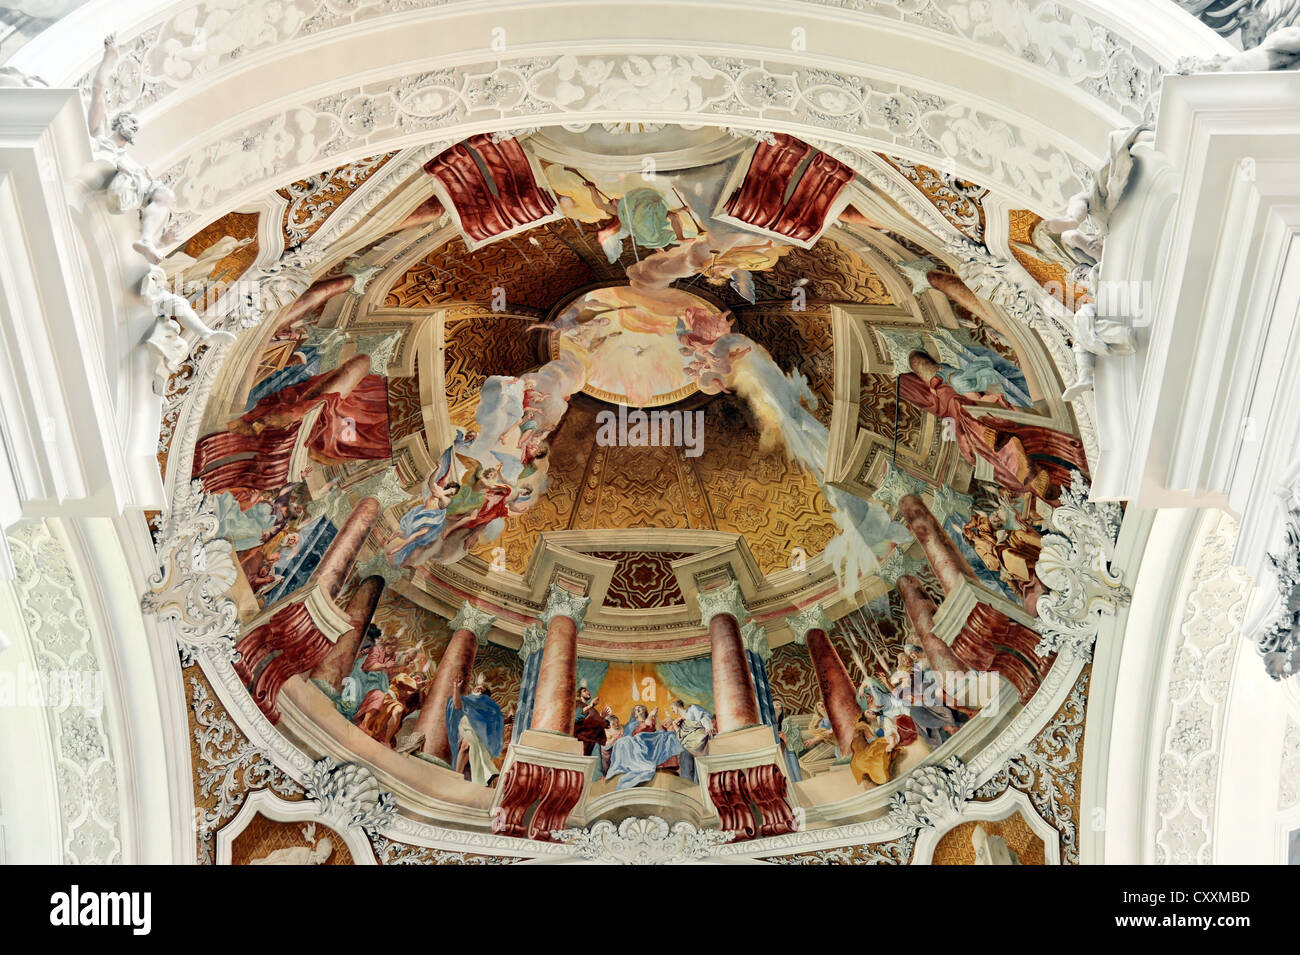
[8,0,1230,239]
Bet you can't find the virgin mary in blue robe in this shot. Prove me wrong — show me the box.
[604,715,685,790]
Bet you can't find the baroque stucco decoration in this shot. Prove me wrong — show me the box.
[47,0,1186,204]
[887,756,979,831]
[148,52,1094,232]
[69,0,1167,131]
[91,0,1176,862]
[302,758,398,834]
[553,816,735,864]
[141,479,241,665]
[6,522,125,865]
[1032,472,1130,661]
[43,0,1203,243]
[1257,507,1300,680]
[1152,511,1251,865]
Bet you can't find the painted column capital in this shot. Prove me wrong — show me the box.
[785,603,832,645]
[740,621,771,663]
[697,579,747,629]
[930,483,974,527]
[872,461,928,512]
[449,602,497,646]
[539,583,590,632]
[518,623,547,661]
[876,548,929,587]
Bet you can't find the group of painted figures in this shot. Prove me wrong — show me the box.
[573,687,718,790]
[801,642,972,786]
[176,126,1103,801]
[307,624,512,785]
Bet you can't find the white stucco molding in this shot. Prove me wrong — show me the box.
[911,786,1062,865]
[1080,506,1295,865]
[0,88,165,544]
[1091,71,1300,582]
[214,787,378,865]
[1,0,1231,237]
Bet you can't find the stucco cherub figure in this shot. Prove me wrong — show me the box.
[86,34,178,264]
[140,265,236,394]
[1062,300,1136,403]
[1179,26,1300,74]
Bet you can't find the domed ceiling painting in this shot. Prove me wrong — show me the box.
[163,123,1093,852]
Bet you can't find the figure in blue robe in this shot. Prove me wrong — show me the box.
[605,707,685,790]
[933,332,1032,408]
[332,629,390,721]
[386,441,462,568]
[446,680,505,784]
[214,491,278,551]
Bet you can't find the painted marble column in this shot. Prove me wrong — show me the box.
[529,584,591,736]
[699,580,760,733]
[741,622,776,726]
[786,604,859,755]
[898,493,974,594]
[417,602,497,763]
[309,574,385,691]
[511,623,547,744]
[310,496,381,599]
[896,574,969,674]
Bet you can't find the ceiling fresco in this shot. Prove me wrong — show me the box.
[6,0,1300,886]
[159,122,1096,859]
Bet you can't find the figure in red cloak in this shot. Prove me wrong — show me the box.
[194,354,391,499]
[898,351,1086,503]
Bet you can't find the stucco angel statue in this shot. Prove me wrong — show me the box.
[86,35,178,263]
[140,265,236,394]
[1062,300,1136,403]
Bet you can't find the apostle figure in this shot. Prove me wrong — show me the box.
[195,354,392,499]
[962,508,1046,611]
[573,682,608,756]
[334,627,391,721]
[355,672,423,748]
[599,710,623,774]
[890,644,967,751]
[605,705,685,790]
[898,350,1087,503]
[849,694,918,786]
[771,698,804,782]
[803,701,838,753]
[849,679,920,786]
[233,353,390,461]
[664,698,715,783]
[447,674,505,785]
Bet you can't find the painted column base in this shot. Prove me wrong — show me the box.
[698,726,800,840]
[490,730,595,840]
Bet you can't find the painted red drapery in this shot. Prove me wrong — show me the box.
[236,371,390,462]
[234,602,327,722]
[425,135,555,243]
[898,371,1087,499]
[194,372,391,495]
[721,133,852,241]
[952,602,1053,704]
